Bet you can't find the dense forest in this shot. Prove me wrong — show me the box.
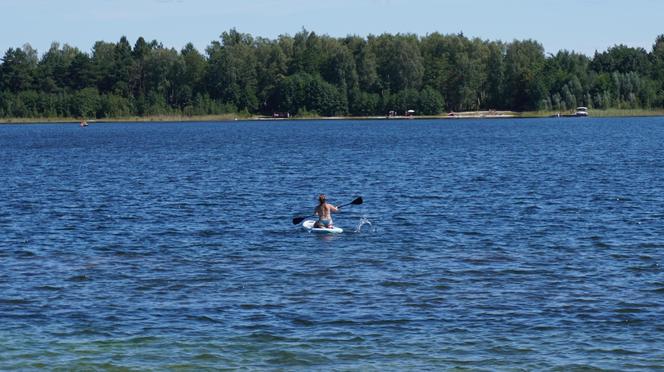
[1,29,664,118]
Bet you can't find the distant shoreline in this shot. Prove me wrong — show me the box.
[2,109,664,124]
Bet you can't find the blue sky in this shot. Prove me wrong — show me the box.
[2,0,663,56]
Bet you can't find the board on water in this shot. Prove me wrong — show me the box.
[302,220,343,234]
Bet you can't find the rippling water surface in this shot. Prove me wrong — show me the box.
[1,118,664,369]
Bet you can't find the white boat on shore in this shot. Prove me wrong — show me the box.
[575,107,589,117]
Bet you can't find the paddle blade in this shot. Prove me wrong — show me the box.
[292,216,306,225]
[351,197,363,205]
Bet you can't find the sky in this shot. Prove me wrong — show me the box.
[1,0,663,57]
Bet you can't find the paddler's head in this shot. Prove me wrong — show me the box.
[318,194,327,204]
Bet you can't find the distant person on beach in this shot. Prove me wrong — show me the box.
[314,194,339,228]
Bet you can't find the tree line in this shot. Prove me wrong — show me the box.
[1,29,664,118]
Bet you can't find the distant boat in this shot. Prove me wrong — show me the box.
[80,120,88,127]
[575,107,589,117]
[551,108,589,118]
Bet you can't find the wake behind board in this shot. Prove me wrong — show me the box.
[302,220,343,234]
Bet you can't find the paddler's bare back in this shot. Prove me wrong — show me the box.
[315,203,336,220]
[313,194,339,228]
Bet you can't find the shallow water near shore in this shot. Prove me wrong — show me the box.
[1,117,663,369]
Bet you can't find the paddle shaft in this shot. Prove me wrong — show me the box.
[336,201,354,209]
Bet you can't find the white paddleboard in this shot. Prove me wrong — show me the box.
[302,220,343,234]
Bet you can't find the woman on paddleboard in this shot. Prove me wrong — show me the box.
[314,194,339,228]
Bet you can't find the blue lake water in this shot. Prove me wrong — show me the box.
[1,117,663,369]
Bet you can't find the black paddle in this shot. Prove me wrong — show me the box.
[292,196,363,225]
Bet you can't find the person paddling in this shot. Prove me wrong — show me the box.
[314,194,339,228]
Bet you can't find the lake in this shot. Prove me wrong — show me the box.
[1,117,663,369]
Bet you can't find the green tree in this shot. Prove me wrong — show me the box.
[1,45,38,93]
[91,41,117,94]
[418,87,445,115]
[181,43,206,97]
[651,35,664,94]
[36,42,69,93]
[131,36,152,98]
[206,29,259,112]
[69,87,101,118]
[504,40,546,110]
[371,33,424,92]
[344,36,379,93]
[484,42,505,109]
[113,36,133,96]
[273,73,344,116]
[592,45,650,75]
[67,50,95,91]
[254,38,288,113]
[290,29,324,75]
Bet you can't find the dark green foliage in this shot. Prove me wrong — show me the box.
[418,87,445,115]
[591,45,650,75]
[504,40,546,111]
[371,33,424,92]
[2,32,664,119]
[205,29,259,112]
[1,46,38,93]
[272,73,345,116]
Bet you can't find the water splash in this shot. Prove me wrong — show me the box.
[354,216,375,233]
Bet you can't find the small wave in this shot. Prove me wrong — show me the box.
[336,352,371,361]
[15,250,37,258]
[266,350,331,366]
[614,307,644,314]
[34,285,62,291]
[380,280,417,288]
[489,345,535,354]
[522,205,541,214]
[588,347,643,355]
[248,332,290,342]
[196,229,220,237]
[187,315,222,323]
[0,298,32,305]
[310,335,365,344]
[193,353,225,361]
[324,318,412,326]
[239,303,284,310]
[628,264,660,273]
[292,318,316,326]
[67,275,90,282]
